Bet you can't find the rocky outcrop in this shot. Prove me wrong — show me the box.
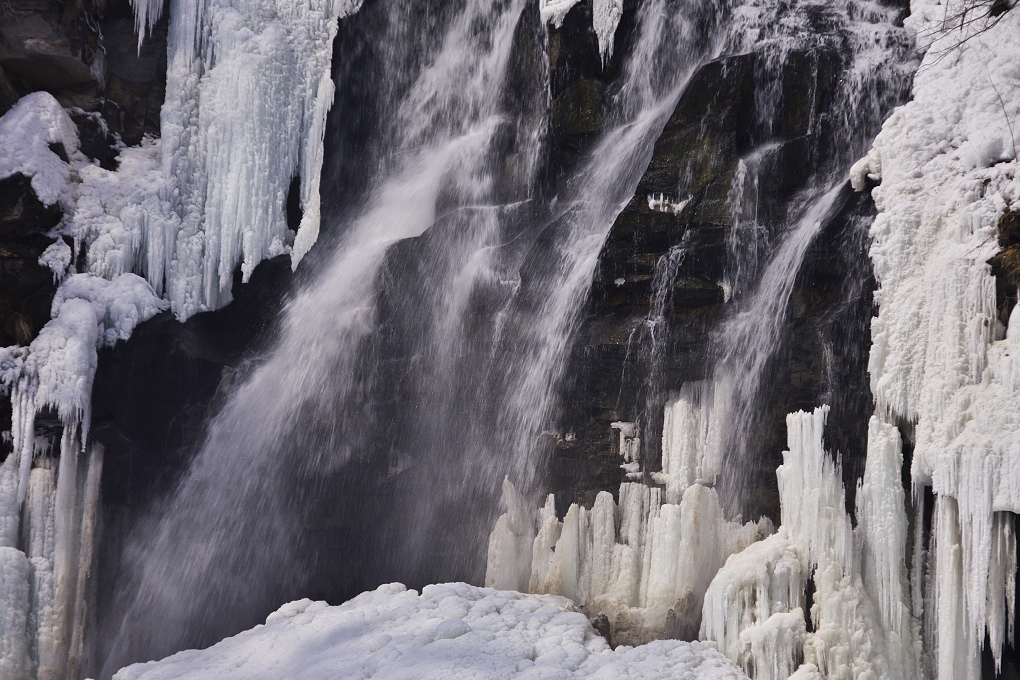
[0,173,61,347]
[989,209,1020,329]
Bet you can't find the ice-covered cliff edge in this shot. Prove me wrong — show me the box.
[852,0,1020,675]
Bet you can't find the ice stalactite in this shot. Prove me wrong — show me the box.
[487,429,770,646]
[0,92,164,679]
[0,439,103,680]
[701,408,918,680]
[850,0,1020,672]
[592,0,624,65]
[537,0,622,63]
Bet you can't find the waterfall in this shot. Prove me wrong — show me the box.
[488,0,916,653]
[2,0,1019,675]
[98,1,551,671]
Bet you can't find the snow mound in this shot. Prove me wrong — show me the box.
[111,583,749,680]
[0,92,80,208]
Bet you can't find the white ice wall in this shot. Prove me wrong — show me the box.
[702,408,918,680]
[851,0,1020,673]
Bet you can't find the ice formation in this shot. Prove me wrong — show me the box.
[487,430,771,645]
[115,0,364,318]
[850,0,1020,673]
[0,440,104,680]
[539,0,583,27]
[110,582,750,680]
[487,399,928,680]
[538,0,622,65]
[701,408,917,680]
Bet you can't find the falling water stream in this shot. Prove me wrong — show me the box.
[97,0,914,674]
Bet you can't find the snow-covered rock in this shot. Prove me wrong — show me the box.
[111,582,749,680]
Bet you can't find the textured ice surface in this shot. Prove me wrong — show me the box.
[111,583,749,680]
[851,0,1020,673]
[489,476,769,643]
[113,0,362,317]
[592,0,623,64]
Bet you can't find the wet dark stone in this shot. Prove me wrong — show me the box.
[0,173,61,346]
[550,36,887,523]
[0,231,59,346]
[71,109,119,170]
[989,210,1020,328]
[0,172,62,237]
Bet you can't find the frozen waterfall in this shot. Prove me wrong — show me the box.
[0,0,1018,677]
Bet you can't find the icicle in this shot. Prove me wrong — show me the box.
[592,0,623,65]
[856,416,918,678]
[986,512,1017,674]
[66,444,103,680]
[23,461,56,676]
[529,495,561,595]
[485,478,534,592]
[657,382,721,502]
[589,492,616,601]
[0,456,20,548]
[932,495,976,679]
[0,546,31,680]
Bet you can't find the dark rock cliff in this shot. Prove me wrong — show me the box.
[547,1,904,523]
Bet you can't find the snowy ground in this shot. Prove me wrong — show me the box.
[108,583,748,680]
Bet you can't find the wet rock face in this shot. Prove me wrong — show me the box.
[0,173,61,346]
[989,210,1020,329]
[550,36,885,521]
[0,0,166,144]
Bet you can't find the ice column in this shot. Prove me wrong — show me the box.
[490,467,767,644]
[702,407,918,680]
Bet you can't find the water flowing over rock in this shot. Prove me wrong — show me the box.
[0,0,1018,677]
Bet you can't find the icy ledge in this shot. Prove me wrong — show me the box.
[851,0,1020,674]
[108,583,748,680]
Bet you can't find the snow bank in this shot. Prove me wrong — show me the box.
[112,582,749,680]
[851,0,1020,673]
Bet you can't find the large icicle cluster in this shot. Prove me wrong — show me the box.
[111,582,750,680]
[851,0,1020,674]
[486,429,770,645]
[486,404,924,680]
[701,409,918,680]
[0,93,166,680]
[104,0,365,318]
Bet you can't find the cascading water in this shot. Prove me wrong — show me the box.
[4,0,1018,675]
[99,0,546,671]
[100,0,745,671]
[488,0,917,652]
